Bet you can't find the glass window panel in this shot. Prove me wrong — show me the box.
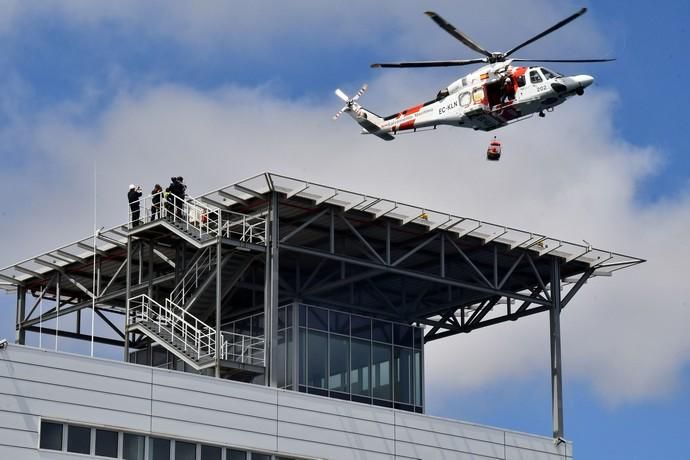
[252,454,271,460]
[372,342,392,400]
[350,338,371,397]
[228,449,247,460]
[67,425,91,454]
[372,320,392,343]
[329,310,349,334]
[123,433,145,460]
[394,324,413,347]
[307,330,328,388]
[308,306,328,331]
[201,445,222,460]
[251,314,264,337]
[299,328,307,385]
[530,70,543,84]
[351,315,371,340]
[414,327,423,349]
[394,347,413,404]
[278,307,286,330]
[235,317,251,336]
[286,329,294,388]
[40,421,63,451]
[299,304,307,326]
[276,330,286,388]
[95,429,119,458]
[329,334,349,392]
[286,304,293,328]
[152,346,169,368]
[414,349,423,408]
[175,441,196,460]
[149,437,170,460]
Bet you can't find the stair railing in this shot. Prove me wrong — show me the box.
[169,246,216,307]
[220,210,267,245]
[128,193,221,239]
[128,294,217,362]
[220,332,266,366]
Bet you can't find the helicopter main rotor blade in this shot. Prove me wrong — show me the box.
[335,88,350,102]
[510,58,615,63]
[371,58,486,68]
[504,8,588,58]
[424,11,493,58]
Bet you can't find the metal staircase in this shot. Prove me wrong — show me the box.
[128,294,265,371]
[125,192,267,376]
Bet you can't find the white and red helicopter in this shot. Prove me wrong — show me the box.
[333,8,613,150]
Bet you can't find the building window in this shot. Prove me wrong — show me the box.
[175,441,197,460]
[149,437,171,460]
[95,429,119,458]
[40,421,63,451]
[290,303,424,412]
[67,425,91,455]
[252,454,271,460]
[307,330,328,388]
[201,445,223,460]
[228,449,247,460]
[123,433,145,460]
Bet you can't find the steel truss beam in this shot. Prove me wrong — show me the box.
[280,243,552,308]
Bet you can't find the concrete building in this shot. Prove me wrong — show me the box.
[0,172,643,459]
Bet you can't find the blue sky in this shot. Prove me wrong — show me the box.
[1,2,689,458]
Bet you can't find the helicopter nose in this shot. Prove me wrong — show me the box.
[574,74,594,88]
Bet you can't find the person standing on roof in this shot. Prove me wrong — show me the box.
[151,184,163,220]
[167,176,187,219]
[128,184,143,227]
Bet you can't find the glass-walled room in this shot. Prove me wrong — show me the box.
[274,303,424,413]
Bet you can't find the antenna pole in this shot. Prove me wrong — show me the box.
[91,160,97,357]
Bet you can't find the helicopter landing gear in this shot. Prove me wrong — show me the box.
[539,111,546,118]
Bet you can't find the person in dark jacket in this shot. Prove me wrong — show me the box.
[128,184,143,227]
[151,184,163,220]
[167,176,187,219]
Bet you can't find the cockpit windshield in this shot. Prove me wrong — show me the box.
[540,68,562,79]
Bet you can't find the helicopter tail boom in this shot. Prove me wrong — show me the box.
[333,85,395,141]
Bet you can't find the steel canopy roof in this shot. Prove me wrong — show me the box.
[0,172,643,292]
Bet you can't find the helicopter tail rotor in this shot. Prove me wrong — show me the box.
[333,84,368,120]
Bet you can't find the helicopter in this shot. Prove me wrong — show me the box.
[333,8,613,144]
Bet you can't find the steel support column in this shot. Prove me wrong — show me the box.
[15,286,26,344]
[215,241,222,378]
[124,235,132,361]
[265,192,280,386]
[55,273,61,351]
[550,257,564,439]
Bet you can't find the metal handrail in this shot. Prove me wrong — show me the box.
[128,192,221,240]
[220,209,267,244]
[127,194,267,246]
[169,246,216,307]
[220,332,266,366]
[128,294,217,361]
[128,294,265,366]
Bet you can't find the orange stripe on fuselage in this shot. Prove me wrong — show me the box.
[399,120,415,130]
[397,103,424,118]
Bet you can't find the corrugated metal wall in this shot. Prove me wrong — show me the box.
[0,345,572,460]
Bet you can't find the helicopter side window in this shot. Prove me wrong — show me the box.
[472,87,485,104]
[541,68,557,79]
[516,75,526,87]
[459,91,471,107]
[530,70,543,84]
